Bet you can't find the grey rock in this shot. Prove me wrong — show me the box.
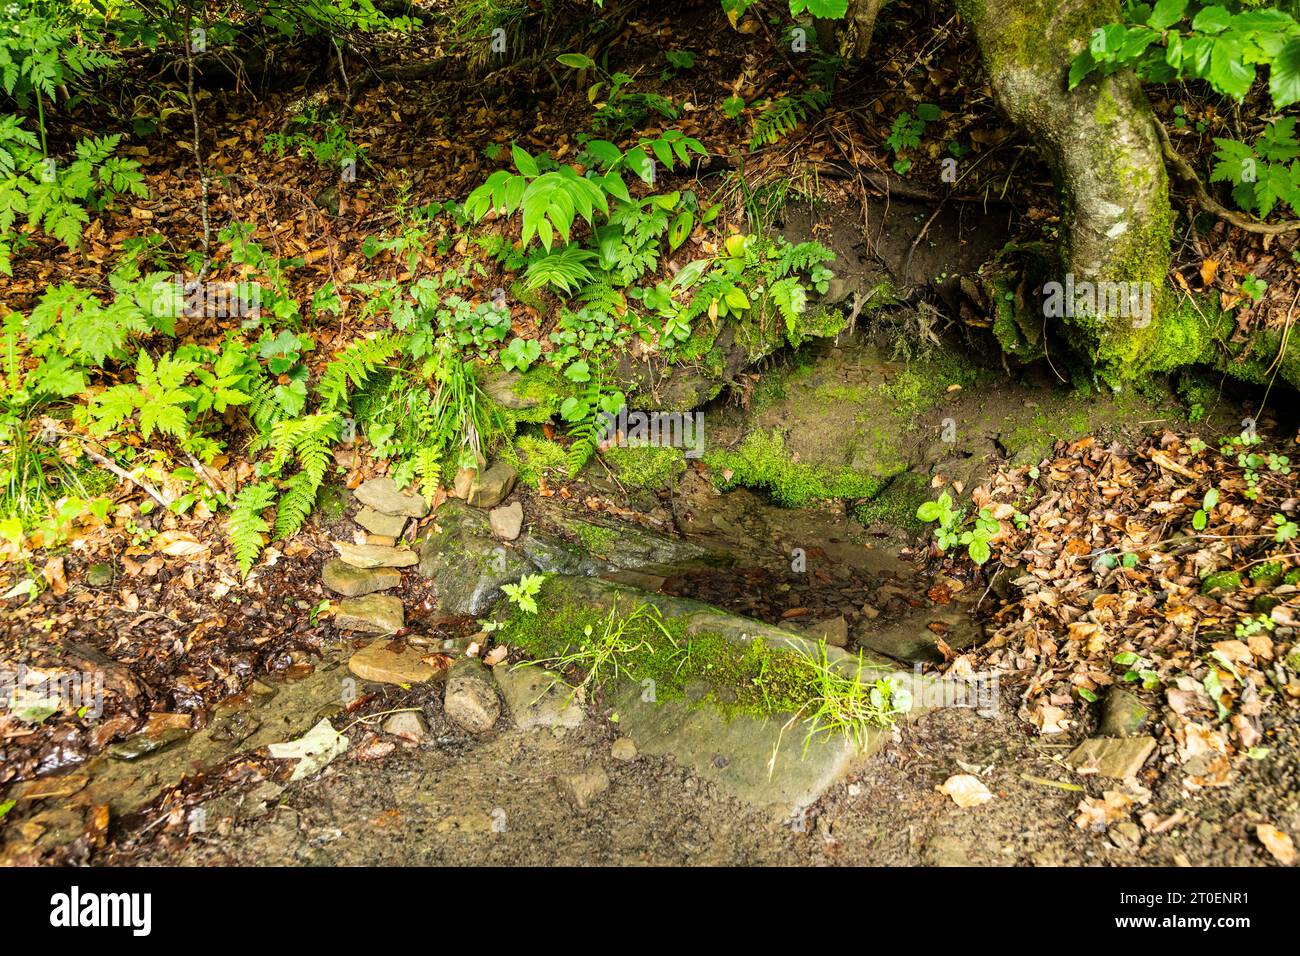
[464,462,518,508]
[418,501,534,615]
[553,766,610,810]
[354,507,408,538]
[354,477,429,518]
[1066,737,1157,780]
[494,665,584,730]
[481,368,541,410]
[803,615,849,648]
[334,541,419,569]
[489,501,524,540]
[1099,687,1150,738]
[335,594,405,634]
[322,559,401,597]
[611,737,637,761]
[382,711,427,743]
[444,659,500,733]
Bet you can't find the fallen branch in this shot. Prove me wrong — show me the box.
[1156,122,1300,236]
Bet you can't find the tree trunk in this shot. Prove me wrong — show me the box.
[955,0,1175,381]
[816,0,885,59]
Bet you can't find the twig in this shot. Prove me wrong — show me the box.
[1156,121,1300,235]
[183,3,212,277]
[79,442,173,509]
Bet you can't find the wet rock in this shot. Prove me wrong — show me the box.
[86,562,115,587]
[383,711,427,743]
[107,727,191,761]
[1065,737,1157,780]
[464,462,518,508]
[334,541,419,569]
[418,501,534,615]
[354,507,408,538]
[494,665,584,730]
[444,659,500,733]
[322,559,401,597]
[335,594,405,634]
[553,766,610,810]
[354,476,429,518]
[1099,687,1150,738]
[803,615,849,648]
[349,641,439,685]
[489,501,524,540]
[611,737,638,761]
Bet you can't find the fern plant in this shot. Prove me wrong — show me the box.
[749,90,830,150]
[227,482,278,577]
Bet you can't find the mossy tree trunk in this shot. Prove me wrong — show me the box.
[956,0,1175,380]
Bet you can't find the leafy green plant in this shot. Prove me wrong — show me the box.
[916,491,1000,565]
[1210,118,1300,219]
[502,572,546,614]
[883,103,941,175]
[1072,1,1300,108]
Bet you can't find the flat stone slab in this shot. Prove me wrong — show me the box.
[612,681,883,816]
[354,477,429,518]
[1066,736,1157,780]
[354,507,408,538]
[855,606,984,663]
[336,594,405,634]
[322,559,401,597]
[349,641,439,685]
[334,541,419,569]
[494,664,585,730]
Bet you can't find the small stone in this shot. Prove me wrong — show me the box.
[336,594,405,634]
[611,737,637,761]
[354,477,429,518]
[107,728,190,761]
[488,502,524,540]
[804,615,849,648]
[451,454,488,499]
[494,665,584,730]
[553,766,610,810]
[464,463,518,509]
[365,534,397,547]
[354,507,408,538]
[382,711,427,743]
[322,559,401,597]
[1065,737,1157,780]
[444,659,500,733]
[334,541,418,569]
[86,562,115,587]
[1099,687,1150,738]
[349,641,439,685]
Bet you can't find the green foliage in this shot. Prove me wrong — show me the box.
[916,491,1001,565]
[1210,118,1300,219]
[749,90,829,150]
[501,572,545,614]
[263,106,366,172]
[317,333,404,414]
[227,482,277,577]
[1072,1,1300,108]
[0,120,147,272]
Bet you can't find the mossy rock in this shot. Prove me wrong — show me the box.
[1200,570,1243,596]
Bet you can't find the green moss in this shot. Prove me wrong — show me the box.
[878,351,984,415]
[1201,570,1243,595]
[501,434,566,487]
[852,472,930,532]
[498,578,838,721]
[1250,562,1284,587]
[704,428,891,507]
[604,443,687,491]
[569,520,620,557]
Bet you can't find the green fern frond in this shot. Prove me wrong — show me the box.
[749,91,830,150]
[317,333,403,413]
[227,482,277,577]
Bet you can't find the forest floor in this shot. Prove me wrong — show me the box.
[3,0,1300,866]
